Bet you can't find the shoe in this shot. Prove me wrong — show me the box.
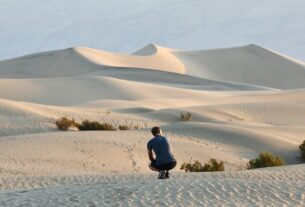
[165,170,170,178]
[158,170,166,179]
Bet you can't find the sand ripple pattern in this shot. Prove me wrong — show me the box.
[0,165,304,206]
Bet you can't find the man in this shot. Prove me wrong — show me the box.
[147,126,177,179]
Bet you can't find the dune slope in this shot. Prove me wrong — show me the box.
[175,44,305,89]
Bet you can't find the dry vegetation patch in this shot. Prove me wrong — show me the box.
[76,120,116,131]
[299,140,305,162]
[55,117,139,131]
[118,125,131,130]
[55,117,76,130]
[181,159,225,172]
[247,152,285,169]
[180,112,192,121]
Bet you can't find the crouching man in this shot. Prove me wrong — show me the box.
[147,126,177,179]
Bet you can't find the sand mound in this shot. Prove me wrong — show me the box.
[0,48,102,78]
[0,75,226,105]
[0,44,183,78]
[1,44,305,89]
[175,44,305,89]
[74,44,185,74]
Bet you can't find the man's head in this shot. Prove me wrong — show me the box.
[151,126,162,136]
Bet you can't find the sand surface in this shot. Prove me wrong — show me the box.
[0,44,305,206]
[1,165,305,206]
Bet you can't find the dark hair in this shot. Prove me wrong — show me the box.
[151,126,161,136]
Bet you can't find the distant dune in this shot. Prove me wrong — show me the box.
[175,44,305,89]
[1,44,305,89]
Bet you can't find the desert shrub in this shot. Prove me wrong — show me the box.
[55,117,76,130]
[180,159,224,172]
[76,120,116,131]
[299,140,305,162]
[209,159,225,171]
[118,124,140,130]
[180,112,192,121]
[247,152,285,169]
[119,125,131,130]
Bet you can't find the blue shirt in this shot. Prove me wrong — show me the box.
[147,135,175,165]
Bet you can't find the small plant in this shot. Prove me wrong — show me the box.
[180,159,224,172]
[247,152,285,169]
[119,125,131,130]
[180,112,192,121]
[55,117,76,130]
[209,159,225,171]
[118,124,141,130]
[76,120,116,131]
[299,140,305,162]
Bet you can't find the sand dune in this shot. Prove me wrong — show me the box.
[0,48,101,78]
[0,44,305,205]
[1,44,305,89]
[76,44,185,74]
[0,125,299,177]
[0,44,184,78]
[175,44,305,89]
[2,44,280,105]
[0,75,230,105]
[0,89,304,164]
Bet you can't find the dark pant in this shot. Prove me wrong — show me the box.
[151,160,177,171]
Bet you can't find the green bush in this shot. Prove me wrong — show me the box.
[180,112,192,121]
[299,140,305,162]
[55,117,76,130]
[76,120,116,131]
[247,152,285,169]
[180,159,224,172]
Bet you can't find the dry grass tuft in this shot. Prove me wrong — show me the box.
[180,112,192,121]
[55,117,76,130]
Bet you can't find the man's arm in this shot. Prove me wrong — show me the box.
[169,144,173,154]
[166,137,174,154]
[148,149,154,161]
